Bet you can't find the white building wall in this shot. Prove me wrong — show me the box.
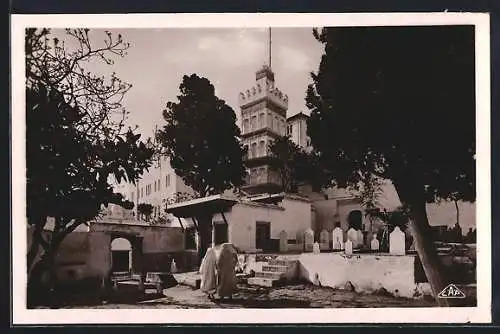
[280,196,313,235]
[211,197,312,252]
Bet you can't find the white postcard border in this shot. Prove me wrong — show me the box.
[11,12,492,324]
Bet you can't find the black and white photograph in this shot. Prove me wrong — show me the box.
[11,13,491,324]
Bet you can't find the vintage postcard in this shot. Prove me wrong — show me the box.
[11,13,491,324]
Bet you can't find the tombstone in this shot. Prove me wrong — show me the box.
[313,242,320,254]
[279,230,288,253]
[304,228,314,252]
[389,226,406,256]
[345,240,353,255]
[347,228,359,248]
[370,234,380,251]
[356,229,364,248]
[170,259,178,273]
[296,230,304,251]
[319,229,330,251]
[332,227,344,250]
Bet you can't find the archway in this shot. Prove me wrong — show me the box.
[111,237,132,273]
[347,210,363,230]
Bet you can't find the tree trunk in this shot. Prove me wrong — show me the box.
[454,200,460,227]
[27,228,42,274]
[27,250,51,307]
[196,213,213,264]
[394,181,458,307]
[406,199,451,306]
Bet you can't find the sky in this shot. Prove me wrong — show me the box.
[55,27,324,140]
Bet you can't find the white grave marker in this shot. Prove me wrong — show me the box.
[345,240,353,255]
[304,228,314,252]
[332,227,344,250]
[356,229,364,248]
[313,242,320,254]
[279,230,288,253]
[170,259,177,273]
[389,226,406,255]
[347,228,358,248]
[370,234,380,251]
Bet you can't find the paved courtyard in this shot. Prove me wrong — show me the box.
[59,283,443,309]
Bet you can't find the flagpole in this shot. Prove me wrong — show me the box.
[268,27,272,68]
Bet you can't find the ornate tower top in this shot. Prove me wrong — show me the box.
[238,27,288,111]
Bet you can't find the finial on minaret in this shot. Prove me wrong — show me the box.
[268,27,272,68]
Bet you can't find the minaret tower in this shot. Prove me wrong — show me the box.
[239,28,289,194]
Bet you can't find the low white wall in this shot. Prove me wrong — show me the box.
[298,253,418,298]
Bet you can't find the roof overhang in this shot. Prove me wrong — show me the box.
[246,192,285,204]
[166,194,238,218]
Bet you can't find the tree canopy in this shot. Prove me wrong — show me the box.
[268,136,307,193]
[25,29,154,304]
[307,26,475,204]
[157,74,247,198]
[306,26,475,305]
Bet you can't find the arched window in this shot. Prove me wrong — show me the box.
[251,143,257,158]
[258,113,264,129]
[243,145,249,159]
[259,141,265,157]
[243,118,249,134]
[251,116,257,131]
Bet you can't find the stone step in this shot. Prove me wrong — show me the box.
[267,259,297,267]
[254,271,284,280]
[173,273,201,289]
[261,264,289,273]
[247,277,283,288]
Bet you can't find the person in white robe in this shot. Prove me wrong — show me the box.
[199,247,217,300]
[216,243,238,300]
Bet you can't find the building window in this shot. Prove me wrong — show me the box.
[259,141,265,157]
[251,116,257,131]
[268,113,273,129]
[141,188,143,198]
[280,120,285,135]
[243,119,249,134]
[251,143,257,158]
[131,192,134,200]
[157,178,161,191]
[213,222,228,245]
[154,181,157,192]
[258,113,264,129]
[166,174,171,187]
[258,167,266,183]
[274,116,279,132]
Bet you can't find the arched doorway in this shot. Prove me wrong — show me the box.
[347,210,363,230]
[111,237,132,273]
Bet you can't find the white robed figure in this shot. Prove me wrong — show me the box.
[216,243,238,300]
[199,247,217,300]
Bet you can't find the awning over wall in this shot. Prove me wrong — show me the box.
[166,194,238,218]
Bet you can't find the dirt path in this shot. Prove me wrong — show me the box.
[60,283,440,309]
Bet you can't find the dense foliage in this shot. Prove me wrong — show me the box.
[306,26,475,305]
[157,74,247,198]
